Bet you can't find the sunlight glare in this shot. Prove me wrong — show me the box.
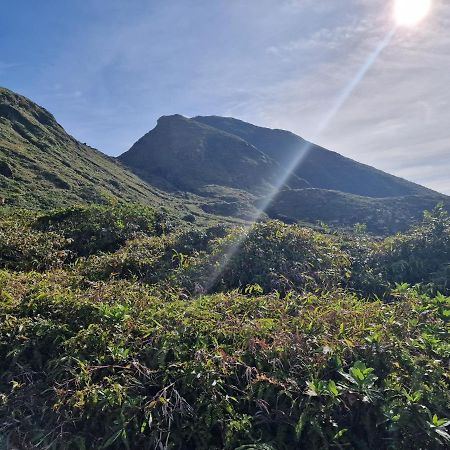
[394,0,432,27]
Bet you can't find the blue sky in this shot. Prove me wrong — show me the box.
[1,0,449,194]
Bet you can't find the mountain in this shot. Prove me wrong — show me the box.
[0,87,172,209]
[119,114,309,195]
[1,86,447,234]
[193,116,435,199]
[120,114,438,200]
[119,113,447,232]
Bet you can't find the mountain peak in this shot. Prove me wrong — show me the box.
[157,114,189,125]
[119,114,281,194]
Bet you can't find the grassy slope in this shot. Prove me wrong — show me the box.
[2,86,448,233]
[0,87,169,208]
[119,114,295,195]
[118,112,448,233]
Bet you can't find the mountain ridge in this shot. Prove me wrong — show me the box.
[1,86,448,234]
[119,114,310,195]
[192,115,437,199]
[0,86,244,228]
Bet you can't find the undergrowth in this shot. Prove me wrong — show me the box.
[0,203,449,449]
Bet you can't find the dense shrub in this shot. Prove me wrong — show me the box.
[79,235,177,283]
[348,205,450,297]
[33,203,168,256]
[78,226,228,284]
[1,203,449,449]
[0,214,68,271]
[373,204,450,294]
[0,272,449,449]
[189,220,351,294]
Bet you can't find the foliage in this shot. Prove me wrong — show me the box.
[78,225,228,284]
[0,203,449,449]
[33,203,168,256]
[0,210,69,271]
[372,204,450,294]
[0,273,449,449]
[190,220,351,294]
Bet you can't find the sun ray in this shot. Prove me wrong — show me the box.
[203,27,397,293]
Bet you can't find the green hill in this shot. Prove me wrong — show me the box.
[1,86,448,234]
[0,88,252,228]
[119,114,309,194]
[267,188,450,234]
[118,113,448,234]
[0,87,174,209]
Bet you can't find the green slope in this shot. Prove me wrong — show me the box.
[119,114,309,195]
[1,86,447,234]
[0,87,188,212]
[0,87,249,228]
[266,188,450,234]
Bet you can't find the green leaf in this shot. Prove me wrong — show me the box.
[328,380,339,397]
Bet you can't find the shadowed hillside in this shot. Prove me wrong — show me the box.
[194,115,437,199]
[266,188,450,234]
[119,114,309,194]
[1,86,448,234]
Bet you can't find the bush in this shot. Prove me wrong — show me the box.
[0,215,68,271]
[78,226,228,284]
[366,204,449,295]
[33,204,168,256]
[189,220,351,294]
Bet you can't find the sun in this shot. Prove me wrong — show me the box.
[394,0,432,27]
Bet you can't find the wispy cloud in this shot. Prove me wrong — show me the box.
[1,0,448,194]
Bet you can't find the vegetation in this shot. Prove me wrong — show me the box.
[0,87,169,209]
[0,202,449,449]
[192,115,436,198]
[268,189,450,235]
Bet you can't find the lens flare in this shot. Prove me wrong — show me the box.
[394,0,432,27]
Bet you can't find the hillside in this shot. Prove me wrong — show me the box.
[121,114,435,200]
[267,188,450,234]
[0,88,255,228]
[1,86,448,234]
[0,87,209,223]
[194,116,436,198]
[119,113,447,233]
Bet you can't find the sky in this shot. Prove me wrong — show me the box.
[1,0,449,194]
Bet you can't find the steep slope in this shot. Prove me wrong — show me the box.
[2,86,446,233]
[0,87,179,211]
[193,116,437,199]
[119,115,310,195]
